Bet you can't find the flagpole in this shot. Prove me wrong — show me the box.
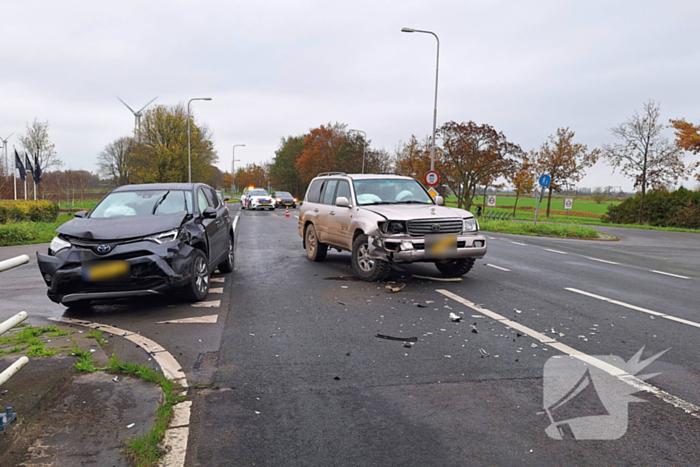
[13,147,17,200]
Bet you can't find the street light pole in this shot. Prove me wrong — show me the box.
[232,144,245,193]
[348,129,367,174]
[0,134,13,176]
[401,27,440,172]
[187,97,212,183]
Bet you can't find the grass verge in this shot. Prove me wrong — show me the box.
[0,213,72,246]
[479,219,599,239]
[0,324,62,357]
[108,356,185,467]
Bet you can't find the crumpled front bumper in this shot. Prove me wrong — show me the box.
[367,234,488,263]
[36,239,198,304]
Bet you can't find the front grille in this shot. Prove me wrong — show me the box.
[407,218,463,235]
[413,241,467,250]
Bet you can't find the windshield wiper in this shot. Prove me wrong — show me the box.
[395,200,432,204]
[152,191,170,214]
[363,201,397,205]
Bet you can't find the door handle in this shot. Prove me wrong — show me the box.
[330,211,335,216]
[314,208,319,213]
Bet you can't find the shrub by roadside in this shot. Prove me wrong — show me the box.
[602,187,700,229]
[0,200,59,223]
[0,213,71,246]
[479,219,599,239]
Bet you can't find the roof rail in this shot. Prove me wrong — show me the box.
[373,173,406,176]
[316,172,347,177]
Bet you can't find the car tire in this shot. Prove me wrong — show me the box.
[305,224,327,262]
[218,234,235,273]
[351,234,391,282]
[184,249,210,301]
[435,258,475,278]
[269,207,274,211]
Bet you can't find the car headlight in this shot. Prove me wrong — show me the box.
[146,229,180,244]
[294,198,297,203]
[387,221,407,234]
[49,236,71,255]
[463,218,478,232]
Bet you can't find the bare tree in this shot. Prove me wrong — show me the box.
[591,187,608,204]
[603,101,695,224]
[19,118,62,174]
[98,136,134,186]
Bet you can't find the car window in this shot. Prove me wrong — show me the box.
[322,180,339,205]
[91,190,191,218]
[306,179,325,203]
[198,188,209,213]
[335,181,351,205]
[353,179,434,205]
[251,189,269,196]
[205,188,219,208]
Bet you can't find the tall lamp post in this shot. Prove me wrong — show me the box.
[348,129,367,174]
[187,97,212,183]
[0,134,13,176]
[232,144,245,193]
[401,27,440,172]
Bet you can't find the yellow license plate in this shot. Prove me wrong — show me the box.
[425,235,457,259]
[83,261,130,282]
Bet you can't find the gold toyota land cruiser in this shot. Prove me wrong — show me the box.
[298,172,487,281]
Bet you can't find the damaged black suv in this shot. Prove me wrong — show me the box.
[37,183,234,307]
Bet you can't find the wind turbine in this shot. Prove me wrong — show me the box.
[0,133,13,175]
[117,96,158,141]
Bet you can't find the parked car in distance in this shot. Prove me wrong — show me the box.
[298,172,487,281]
[36,183,234,308]
[271,191,297,209]
[242,188,274,211]
[216,190,230,213]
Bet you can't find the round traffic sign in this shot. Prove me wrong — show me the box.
[539,174,551,188]
[487,195,497,207]
[424,171,440,186]
[564,198,573,210]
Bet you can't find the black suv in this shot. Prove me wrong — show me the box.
[37,183,234,307]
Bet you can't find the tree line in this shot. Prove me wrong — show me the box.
[258,100,699,224]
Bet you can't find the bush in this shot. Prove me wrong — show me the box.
[0,200,59,223]
[602,188,700,229]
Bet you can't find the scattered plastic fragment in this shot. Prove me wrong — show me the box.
[127,423,135,428]
[449,313,462,322]
[471,325,478,333]
[113,376,119,382]
[412,275,462,282]
[479,348,489,357]
[385,283,406,293]
[471,315,484,318]
[414,303,427,308]
[531,343,538,348]
[338,301,346,306]
[375,334,418,343]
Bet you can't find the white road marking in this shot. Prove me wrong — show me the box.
[651,270,691,280]
[232,215,240,232]
[486,264,511,272]
[487,236,496,240]
[436,289,700,420]
[412,274,462,282]
[208,287,223,294]
[566,287,700,329]
[585,257,621,265]
[295,215,299,219]
[210,277,225,283]
[157,315,218,324]
[544,248,568,255]
[192,300,220,308]
[48,317,193,467]
[510,241,527,246]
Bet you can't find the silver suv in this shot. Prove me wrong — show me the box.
[298,173,487,281]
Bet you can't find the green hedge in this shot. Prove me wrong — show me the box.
[0,200,59,223]
[602,188,700,229]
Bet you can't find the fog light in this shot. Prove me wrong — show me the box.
[44,274,52,282]
[401,241,414,251]
[474,240,484,248]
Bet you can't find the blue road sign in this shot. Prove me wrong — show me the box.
[539,174,551,188]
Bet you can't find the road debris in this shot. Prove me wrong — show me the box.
[127,423,135,428]
[531,343,538,348]
[338,301,347,306]
[479,348,490,357]
[471,324,479,333]
[414,303,427,308]
[449,313,462,322]
[385,283,406,293]
[113,376,119,382]
[412,275,463,282]
[375,334,418,343]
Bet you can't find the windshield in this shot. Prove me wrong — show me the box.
[353,179,434,206]
[276,192,292,197]
[251,189,269,196]
[91,190,193,218]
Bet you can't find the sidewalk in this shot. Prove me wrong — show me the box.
[0,323,161,466]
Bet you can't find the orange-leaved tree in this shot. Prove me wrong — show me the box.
[508,153,537,216]
[394,135,432,181]
[534,127,599,217]
[670,118,700,182]
[295,123,358,183]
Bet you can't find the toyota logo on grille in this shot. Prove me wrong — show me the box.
[96,244,112,254]
[431,224,441,231]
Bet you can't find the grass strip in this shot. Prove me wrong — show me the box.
[0,214,73,246]
[0,324,62,357]
[108,355,186,467]
[479,219,599,239]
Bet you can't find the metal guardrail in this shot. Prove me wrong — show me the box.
[0,255,31,430]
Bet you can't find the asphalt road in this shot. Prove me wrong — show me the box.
[1,206,699,466]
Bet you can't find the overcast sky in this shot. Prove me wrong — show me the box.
[2,0,699,191]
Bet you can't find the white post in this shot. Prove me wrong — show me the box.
[0,311,28,336]
[0,357,29,387]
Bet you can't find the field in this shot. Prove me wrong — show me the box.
[57,198,102,210]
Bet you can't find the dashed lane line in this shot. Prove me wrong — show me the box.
[566,287,700,329]
[233,214,240,232]
[436,289,700,420]
[486,264,511,272]
[585,257,621,265]
[208,287,223,294]
[191,300,221,308]
[510,241,527,246]
[48,317,193,467]
[544,248,568,255]
[211,277,225,283]
[157,315,218,324]
[651,270,691,280]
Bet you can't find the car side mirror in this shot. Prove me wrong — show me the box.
[203,207,217,218]
[336,196,351,208]
[74,210,88,218]
[435,196,444,206]
[224,197,230,202]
